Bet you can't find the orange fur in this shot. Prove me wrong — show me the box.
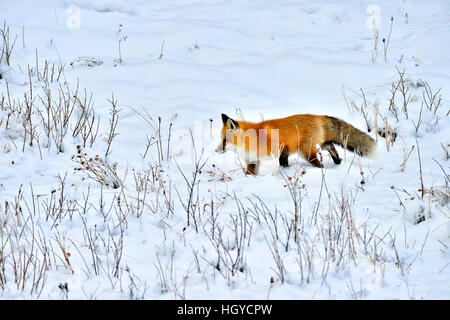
[216,114,376,175]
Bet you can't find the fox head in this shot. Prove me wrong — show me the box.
[215,114,240,154]
[215,114,278,162]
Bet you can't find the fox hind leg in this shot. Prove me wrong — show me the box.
[302,144,323,168]
[322,143,342,165]
[308,157,323,168]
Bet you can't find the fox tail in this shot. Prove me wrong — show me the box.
[323,116,376,158]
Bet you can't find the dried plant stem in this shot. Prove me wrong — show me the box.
[104,94,121,159]
[415,138,425,199]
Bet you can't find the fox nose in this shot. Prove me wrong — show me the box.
[215,144,225,153]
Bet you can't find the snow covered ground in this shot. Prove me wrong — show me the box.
[0,0,449,299]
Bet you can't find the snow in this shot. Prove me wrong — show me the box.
[0,0,449,299]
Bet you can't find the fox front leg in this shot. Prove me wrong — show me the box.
[279,146,290,167]
[246,160,260,175]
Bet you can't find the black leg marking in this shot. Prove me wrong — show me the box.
[322,143,342,165]
[279,146,289,167]
[246,163,257,175]
[309,157,324,168]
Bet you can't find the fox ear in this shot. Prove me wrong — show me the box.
[221,114,238,129]
[221,114,229,124]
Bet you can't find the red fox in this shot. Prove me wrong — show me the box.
[216,113,376,175]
